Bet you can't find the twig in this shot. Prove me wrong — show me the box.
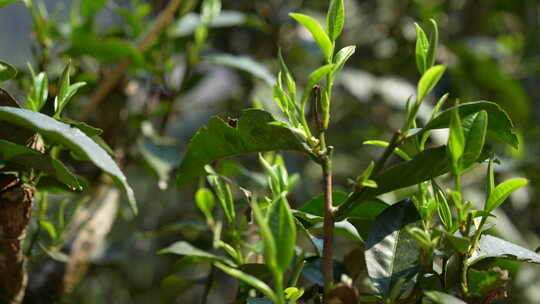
[79,0,184,120]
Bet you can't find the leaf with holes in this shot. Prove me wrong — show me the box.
[176,109,308,187]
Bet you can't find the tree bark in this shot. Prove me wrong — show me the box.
[0,175,33,304]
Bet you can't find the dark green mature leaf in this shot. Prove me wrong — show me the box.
[424,291,466,304]
[468,235,540,266]
[337,146,464,219]
[461,111,487,169]
[424,101,518,148]
[468,269,507,297]
[326,0,344,41]
[299,191,348,216]
[367,146,449,197]
[176,109,308,186]
[484,178,528,212]
[202,54,276,86]
[268,195,296,273]
[0,107,137,213]
[0,139,79,189]
[289,13,333,59]
[0,60,17,82]
[365,199,421,297]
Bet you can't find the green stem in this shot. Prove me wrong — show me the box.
[274,273,285,304]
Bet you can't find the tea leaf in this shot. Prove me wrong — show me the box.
[468,234,540,266]
[417,65,445,103]
[326,0,345,41]
[461,111,488,169]
[176,109,308,187]
[414,23,429,74]
[365,199,421,297]
[0,139,80,189]
[289,13,333,60]
[214,262,277,302]
[424,101,518,148]
[424,291,466,304]
[268,195,296,273]
[0,60,17,82]
[0,107,136,213]
[484,178,528,212]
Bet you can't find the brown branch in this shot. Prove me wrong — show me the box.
[79,0,184,120]
[321,149,334,297]
[0,176,34,304]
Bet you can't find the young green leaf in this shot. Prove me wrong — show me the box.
[207,174,235,224]
[0,107,137,213]
[268,195,297,273]
[414,23,429,74]
[214,262,278,302]
[461,111,488,168]
[484,178,528,212]
[417,65,445,104]
[447,102,465,172]
[486,157,495,196]
[54,63,86,118]
[326,0,345,41]
[365,199,421,297]
[0,60,17,82]
[289,13,333,60]
[27,71,48,112]
[195,187,215,222]
[301,64,335,103]
[434,186,453,232]
[427,19,439,68]
[331,45,356,78]
[251,200,278,274]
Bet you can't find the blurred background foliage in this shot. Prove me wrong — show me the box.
[1,0,540,303]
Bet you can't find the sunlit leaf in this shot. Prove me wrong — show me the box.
[417,65,445,103]
[0,107,136,213]
[326,0,345,41]
[484,178,528,212]
[289,13,333,60]
[176,109,308,187]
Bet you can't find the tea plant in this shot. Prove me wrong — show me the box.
[163,0,540,303]
[0,61,135,302]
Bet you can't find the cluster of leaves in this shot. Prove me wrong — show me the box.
[162,1,540,303]
[0,0,539,303]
